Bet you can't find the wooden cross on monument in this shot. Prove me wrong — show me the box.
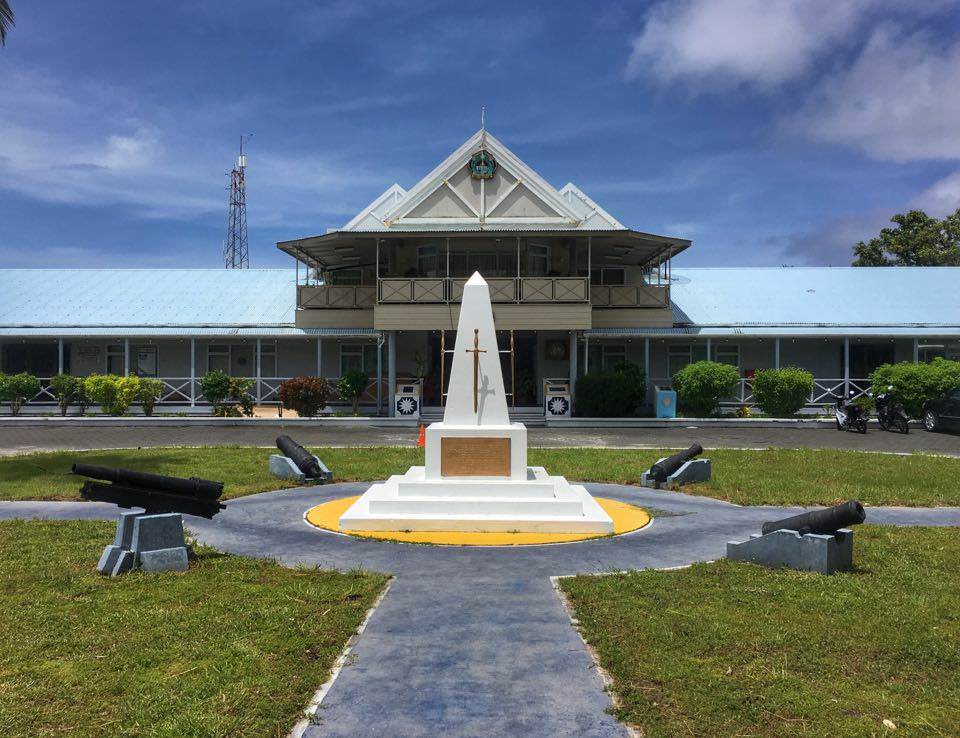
[465,328,486,414]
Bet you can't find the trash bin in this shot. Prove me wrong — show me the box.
[655,386,677,418]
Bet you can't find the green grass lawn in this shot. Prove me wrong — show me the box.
[0,519,387,738]
[560,526,960,736]
[2,446,960,507]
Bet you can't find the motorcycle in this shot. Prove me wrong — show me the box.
[834,391,868,434]
[874,385,909,434]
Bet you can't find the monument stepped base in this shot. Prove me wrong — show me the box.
[339,466,614,534]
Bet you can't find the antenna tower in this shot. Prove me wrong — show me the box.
[223,135,251,269]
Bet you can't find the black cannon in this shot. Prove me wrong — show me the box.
[73,464,226,519]
[647,443,703,485]
[276,435,324,479]
[761,500,865,536]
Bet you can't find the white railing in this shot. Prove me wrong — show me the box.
[22,376,389,410]
[377,276,591,304]
[649,377,870,408]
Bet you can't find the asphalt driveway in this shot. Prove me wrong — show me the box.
[1,422,957,456]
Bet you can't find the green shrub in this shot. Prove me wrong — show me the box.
[83,374,139,416]
[135,377,165,417]
[0,372,42,416]
[49,374,80,417]
[869,358,960,418]
[574,362,646,417]
[199,370,231,408]
[278,376,330,417]
[672,360,740,416]
[337,369,369,415]
[751,367,814,417]
[200,371,253,416]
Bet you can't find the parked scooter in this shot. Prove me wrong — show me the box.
[874,385,909,434]
[834,391,868,433]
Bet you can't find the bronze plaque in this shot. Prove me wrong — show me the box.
[441,437,511,477]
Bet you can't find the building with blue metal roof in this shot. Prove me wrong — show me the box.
[1,131,958,415]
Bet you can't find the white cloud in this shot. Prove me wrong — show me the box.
[0,68,389,226]
[790,28,960,162]
[912,170,960,215]
[626,0,882,88]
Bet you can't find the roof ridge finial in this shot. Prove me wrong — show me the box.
[480,105,486,142]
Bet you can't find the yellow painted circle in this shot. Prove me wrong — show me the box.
[304,496,651,546]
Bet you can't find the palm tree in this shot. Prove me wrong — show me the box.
[0,1,13,46]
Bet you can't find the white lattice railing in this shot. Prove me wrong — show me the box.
[649,377,870,408]
[23,376,390,409]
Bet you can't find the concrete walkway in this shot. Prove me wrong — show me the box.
[2,423,958,456]
[3,486,959,737]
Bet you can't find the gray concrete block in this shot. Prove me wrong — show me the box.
[269,454,307,483]
[139,546,189,573]
[665,459,711,489]
[131,513,185,555]
[269,453,333,483]
[109,548,136,577]
[727,528,854,574]
[112,510,146,548]
[97,544,124,575]
[642,457,711,489]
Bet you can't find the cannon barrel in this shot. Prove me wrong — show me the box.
[648,443,703,484]
[761,500,865,536]
[72,464,224,500]
[276,435,323,479]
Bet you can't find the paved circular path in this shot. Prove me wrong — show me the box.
[3,485,959,737]
[3,423,959,456]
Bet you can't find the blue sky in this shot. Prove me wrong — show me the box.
[2,0,960,269]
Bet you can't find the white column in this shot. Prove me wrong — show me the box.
[255,338,262,402]
[377,336,384,415]
[706,337,712,361]
[774,338,780,369]
[190,338,196,407]
[387,330,397,417]
[123,338,130,377]
[843,337,850,396]
[57,339,64,375]
[316,336,322,376]
[644,337,651,407]
[913,338,919,363]
[568,331,578,396]
[583,333,589,374]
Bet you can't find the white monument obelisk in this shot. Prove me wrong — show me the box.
[339,273,613,533]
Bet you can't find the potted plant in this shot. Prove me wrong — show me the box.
[337,369,369,415]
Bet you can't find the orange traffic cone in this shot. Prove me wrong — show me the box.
[416,424,426,447]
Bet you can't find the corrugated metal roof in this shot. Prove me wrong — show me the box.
[0,266,957,337]
[668,267,960,328]
[0,327,380,337]
[0,269,297,328]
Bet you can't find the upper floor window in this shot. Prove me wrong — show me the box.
[591,268,625,286]
[526,242,550,276]
[417,245,439,277]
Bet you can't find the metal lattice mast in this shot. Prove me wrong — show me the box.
[223,136,250,269]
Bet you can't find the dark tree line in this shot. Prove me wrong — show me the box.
[854,208,960,266]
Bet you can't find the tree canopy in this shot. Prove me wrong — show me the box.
[853,208,960,266]
[0,1,13,46]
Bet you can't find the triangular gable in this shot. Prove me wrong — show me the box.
[380,130,583,227]
[558,183,625,230]
[342,183,407,231]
